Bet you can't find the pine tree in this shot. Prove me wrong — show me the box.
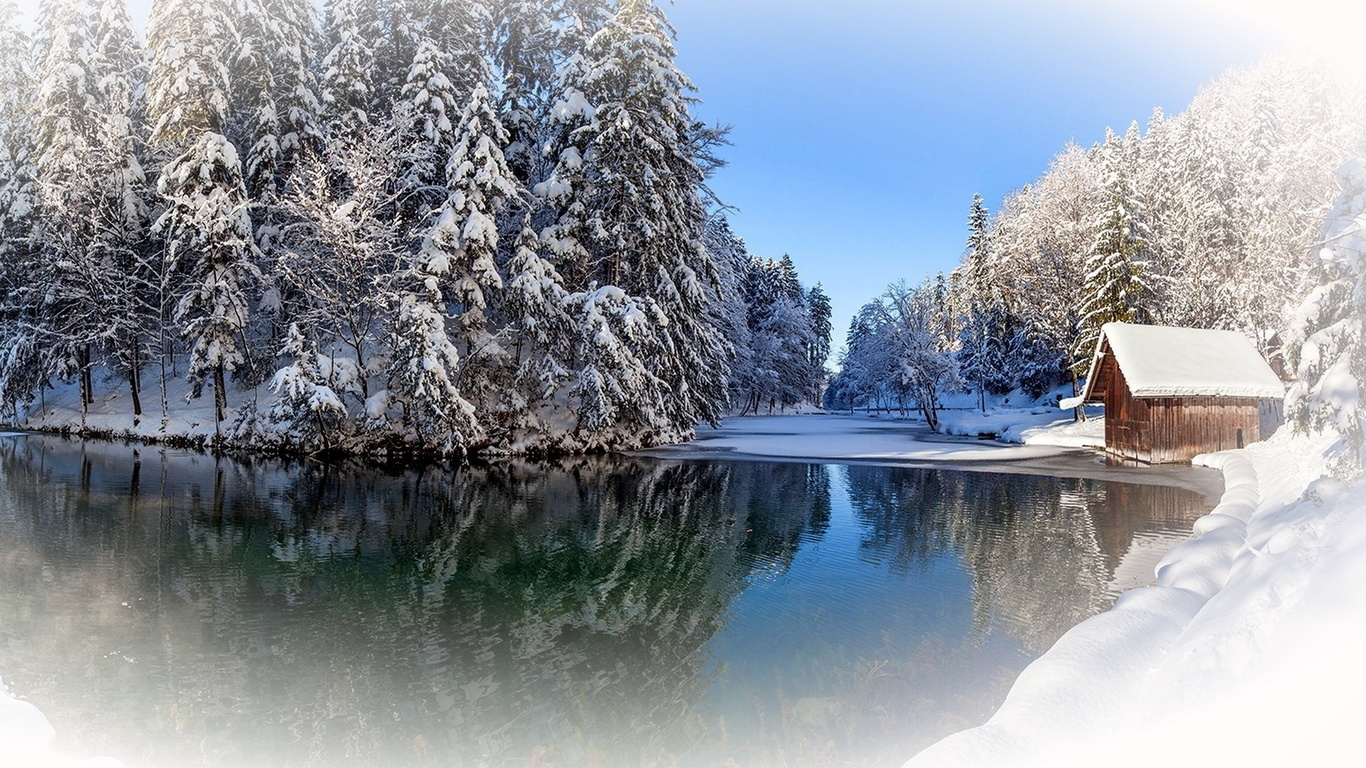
[231,0,322,203]
[572,0,731,433]
[1071,130,1148,378]
[416,83,518,420]
[1286,154,1366,476]
[384,286,481,454]
[954,192,1011,411]
[500,218,572,427]
[962,191,991,302]
[491,0,556,186]
[703,217,755,408]
[395,0,490,209]
[0,2,41,418]
[318,0,378,139]
[266,322,346,449]
[89,0,152,417]
[30,0,150,418]
[30,0,102,413]
[805,284,832,404]
[147,0,259,427]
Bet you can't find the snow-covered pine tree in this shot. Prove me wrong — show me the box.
[231,0,321,203]
[147,0,260,427]
[960,192,992,303]
[29,0,104,414]
[383,286,481,454]
[416,83,518,425]
[318,0,378,139]
[28,0,151,419]
[535,0,608,292]
[1286,153,1366,477]
[1071,129,1149,378]
[806,283,833,403]
[365,0,419,119]
[395,0,490,213]
[954,192,1011,411]
[736,255,822,413]
[572,0,731,433]
[266,322,347,450]
[499,217,572,431]
[751,292,813,413]
[84,0,151,416]
[491,0,557,187]
[0,2,41,418]
[568,284,669,447]
[228,0,323,380]
[703,216,755,409]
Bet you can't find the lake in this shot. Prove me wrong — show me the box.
[0,434,1216,767]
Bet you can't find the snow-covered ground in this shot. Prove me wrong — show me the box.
[936,403,1105,448]
[660,411,1076,463]
[0,679,116,767]
[640,409,1211,496]
[16,375,231,445]
[906,427,1365,767]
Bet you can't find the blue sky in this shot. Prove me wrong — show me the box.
[15,0,1324,357]
[666,0,1292,350]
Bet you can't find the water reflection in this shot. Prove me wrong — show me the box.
[0,436,1209,767]
[845,465,1208,652]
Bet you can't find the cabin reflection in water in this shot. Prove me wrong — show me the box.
[0,436,1210,768]
[844,465,1207,652]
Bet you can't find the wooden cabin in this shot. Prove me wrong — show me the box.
[1080,323,1285,464]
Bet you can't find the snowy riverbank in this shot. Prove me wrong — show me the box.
[906,427,1364,766]
[640,411,1222,498]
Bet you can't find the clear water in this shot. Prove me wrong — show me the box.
[0,434,1213,767]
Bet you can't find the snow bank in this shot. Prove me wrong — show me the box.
[936,406,1104,449]
[0,679,119,767]
[654,413,1078,464]
[905,429,1359,767]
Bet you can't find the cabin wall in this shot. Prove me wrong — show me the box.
[1102,358,1153,462]
[1144,396,1262,463]
[1102,358,1267,463]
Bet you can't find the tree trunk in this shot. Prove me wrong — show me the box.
[158,348,169,429]
[213,363,227,428]
[1071,372,1086,422]
[129,340,143,418]
[78,345,93,408]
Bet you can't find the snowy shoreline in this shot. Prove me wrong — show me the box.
[906,428,1364,766]
[639,412,1224,500]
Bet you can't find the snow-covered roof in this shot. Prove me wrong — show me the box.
[1083,323,1285,400]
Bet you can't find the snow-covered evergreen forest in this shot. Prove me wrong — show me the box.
[0,0,831,456]
[826,54,1366,439]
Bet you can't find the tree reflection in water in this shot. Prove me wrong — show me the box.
[0,437,1207,767]
[845,465,1209,652]
[0,436,828,767]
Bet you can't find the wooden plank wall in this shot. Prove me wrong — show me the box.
[1103,357,1266,464]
